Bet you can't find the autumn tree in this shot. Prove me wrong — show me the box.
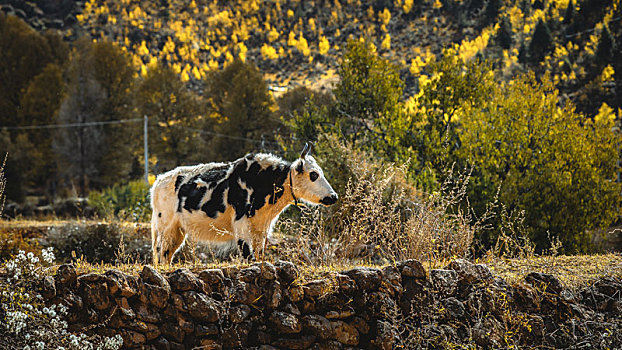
[52,39,139,195]
[528,19,553,64]
[17,64,65,196]
[414,54,492,172]
[89,41,139,187]
[54,42,106,197]
[204,59,279,161]
[0,14,67,126]
[136,63,204,172]
[332,40,404,147]
[0,14,68,200]
[458,74,620,252]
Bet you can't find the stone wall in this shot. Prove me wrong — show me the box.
[41,259,622,349]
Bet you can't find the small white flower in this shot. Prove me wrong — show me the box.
[35,341,44,350]
[42,247,56,264]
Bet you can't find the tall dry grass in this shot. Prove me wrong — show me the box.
[0,153,6,215]
[275,139,482,268]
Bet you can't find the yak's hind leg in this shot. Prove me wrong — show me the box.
[151,201,180,265]
[237,239,253,260]
[151,214,160,265]
[157,218,185,265]
[232,218,255,260]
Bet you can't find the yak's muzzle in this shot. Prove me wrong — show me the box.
[320,193,338,206]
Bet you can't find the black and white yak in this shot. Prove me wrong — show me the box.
[150,143,338,265]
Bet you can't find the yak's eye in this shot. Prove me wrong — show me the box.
[310,171,319,182]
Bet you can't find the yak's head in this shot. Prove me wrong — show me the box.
[290,142,338,206]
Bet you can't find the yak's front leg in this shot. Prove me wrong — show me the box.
[232,218,254,260]
[250,230,270,261]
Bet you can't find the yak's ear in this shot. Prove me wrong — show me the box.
[300,142,310,158]
[295,160,304,173]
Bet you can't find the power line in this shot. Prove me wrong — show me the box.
[0,118,143,130]
[564,15,622,38]
[2,118,297,146]
[170,124,286,146]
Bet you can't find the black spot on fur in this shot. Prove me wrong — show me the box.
[237,239,252,260]
[158,212,162,218]
[163,250,170,258]
[296,161,304,173]
[175,165,231,215]
[177,181,195,212]
[201,180,228,218]
[175,154,290,220]
[177,178,208,212]
[183,185,206,211]
[199,165,229,189]
[228,179,250,220]
[174,175,185,192]
[227,156,290,220]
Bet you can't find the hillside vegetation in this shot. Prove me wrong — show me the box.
[2,0,621,110]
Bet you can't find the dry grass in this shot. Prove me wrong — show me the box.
[483,253,622,290]
[274,140,479,271]
[0,219,149,231]
[3,219,621,290]
[0,154,6,214]
[2,218,621,291]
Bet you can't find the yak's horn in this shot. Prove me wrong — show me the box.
[300,142,310,158]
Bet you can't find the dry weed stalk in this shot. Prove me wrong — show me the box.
[492,204,535,260]
[0,153,6,215]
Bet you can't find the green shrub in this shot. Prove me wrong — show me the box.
[88,180,151,222]
[457,73,621,253]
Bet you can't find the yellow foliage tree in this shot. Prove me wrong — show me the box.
[379,8,391,26]
[319,36,330,55]
[381,34,391,50]
[261,43,279,60]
